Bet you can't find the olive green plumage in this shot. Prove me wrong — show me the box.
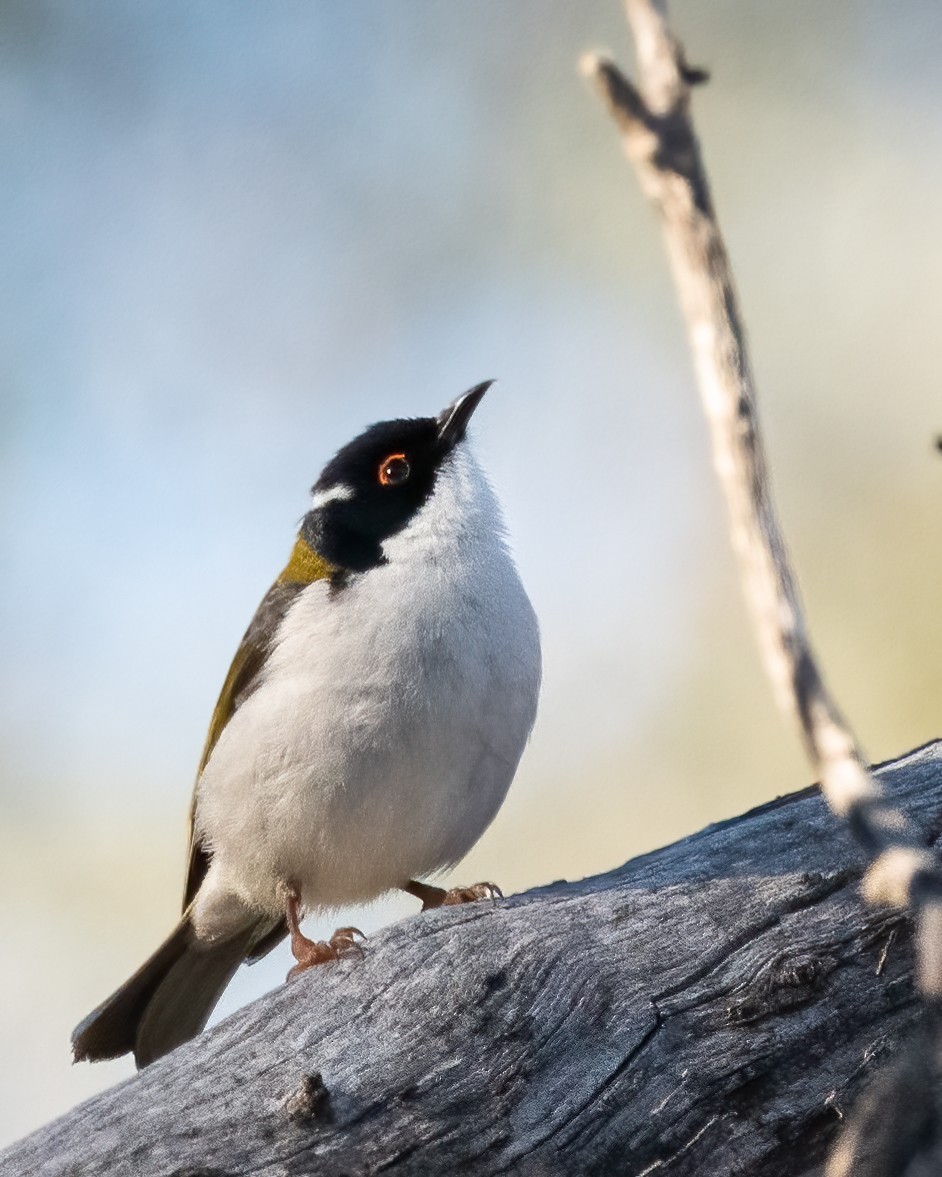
[72,538,335,1068]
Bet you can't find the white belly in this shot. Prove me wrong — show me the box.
[194,525,540,922]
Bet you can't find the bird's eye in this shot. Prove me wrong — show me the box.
[378,453,410,487]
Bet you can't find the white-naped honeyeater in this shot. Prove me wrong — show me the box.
[72,381,541,1068]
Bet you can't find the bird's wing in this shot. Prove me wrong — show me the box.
[182,538,336,912]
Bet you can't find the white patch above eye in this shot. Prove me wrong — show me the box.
[310,484,353,510]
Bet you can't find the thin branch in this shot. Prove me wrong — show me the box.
[582,1,942,1170]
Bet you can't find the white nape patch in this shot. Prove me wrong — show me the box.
[309,483,353,510]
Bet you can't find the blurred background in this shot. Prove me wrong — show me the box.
[3,0,942,1147]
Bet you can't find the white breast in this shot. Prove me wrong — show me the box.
[195,447,541,921]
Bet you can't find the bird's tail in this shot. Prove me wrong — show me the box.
[71,912,268,1068]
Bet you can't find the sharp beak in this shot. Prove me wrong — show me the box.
[436,380,493,450]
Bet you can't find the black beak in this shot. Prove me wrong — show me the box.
[436,380,493,450]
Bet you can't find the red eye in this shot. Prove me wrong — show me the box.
[378,453,410,487]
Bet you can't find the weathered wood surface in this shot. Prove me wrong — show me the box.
[7,742,942,1177]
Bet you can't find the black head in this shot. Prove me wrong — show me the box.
[302,381,491,572]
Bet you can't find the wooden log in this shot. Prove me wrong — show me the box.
[5,741,941,1176]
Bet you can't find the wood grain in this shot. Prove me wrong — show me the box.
[6,741,941,1176]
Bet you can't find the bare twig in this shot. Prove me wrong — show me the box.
[582,1,942,1170]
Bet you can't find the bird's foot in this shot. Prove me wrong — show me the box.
[403,879,503,911]
[282,884,365,979]
[441,882,503,907]
[287,925,366,980]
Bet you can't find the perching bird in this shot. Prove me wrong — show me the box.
[72,381,541,1068]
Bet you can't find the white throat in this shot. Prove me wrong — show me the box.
[380,444,508,568]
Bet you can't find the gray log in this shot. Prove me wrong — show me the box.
[7,741,942,1177]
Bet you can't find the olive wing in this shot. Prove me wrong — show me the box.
[183,538,336,912]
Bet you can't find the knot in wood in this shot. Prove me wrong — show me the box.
[726,952,833,1025]
[283,1072,333,1125]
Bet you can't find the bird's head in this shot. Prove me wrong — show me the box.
[300,381,492,573]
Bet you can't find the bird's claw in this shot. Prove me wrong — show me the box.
[331,926,366,957]
[287,925,367,980]
[440,881,503,906]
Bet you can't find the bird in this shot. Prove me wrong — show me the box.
[71,381,541,1069]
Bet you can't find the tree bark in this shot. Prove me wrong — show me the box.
[6,741,942,1176]
[581,7,942,1167]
